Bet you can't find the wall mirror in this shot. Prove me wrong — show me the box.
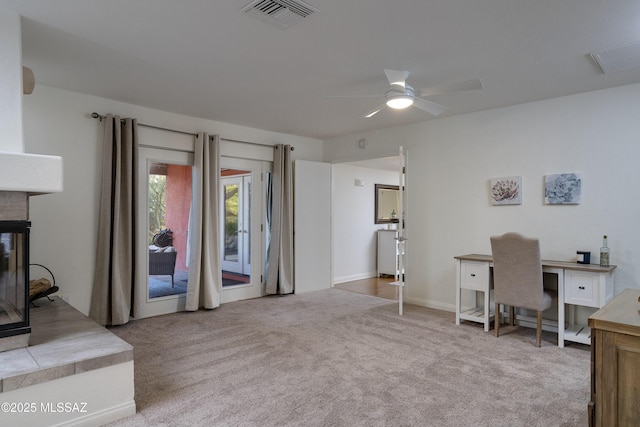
[375,184,400,224]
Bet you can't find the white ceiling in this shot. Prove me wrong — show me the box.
[2,0,640,140]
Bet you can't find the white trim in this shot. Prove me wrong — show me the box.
[51,401,136,427]
[332,272,378,284]
[406,296,456,313]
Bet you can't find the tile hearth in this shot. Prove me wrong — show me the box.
[0,297,133,392]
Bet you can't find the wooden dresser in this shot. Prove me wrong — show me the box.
[588,288,640,427]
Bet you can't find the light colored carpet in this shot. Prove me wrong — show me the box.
[107,289,589,427]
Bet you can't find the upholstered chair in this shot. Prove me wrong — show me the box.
[490,232,554,347]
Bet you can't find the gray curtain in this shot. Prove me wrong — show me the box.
[186,133,222,310]
[89,115,137,326]
[266,144,294,294]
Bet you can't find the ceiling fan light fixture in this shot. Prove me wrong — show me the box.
[386,96,414,109]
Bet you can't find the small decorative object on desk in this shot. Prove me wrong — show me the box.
[577,251,590,264]
[600,235,610,267]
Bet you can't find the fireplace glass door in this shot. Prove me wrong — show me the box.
[0,221,29,338]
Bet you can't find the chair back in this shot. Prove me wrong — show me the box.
[490,232,545,311]
[149,250,177,276]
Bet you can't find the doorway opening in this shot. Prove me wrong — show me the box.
[331,153,406,307]
[334,277,398,300]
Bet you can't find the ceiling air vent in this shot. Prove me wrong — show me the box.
[241,0,318,30]
[590,42,640,74]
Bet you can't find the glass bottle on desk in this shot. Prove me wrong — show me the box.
[600,235,610,267]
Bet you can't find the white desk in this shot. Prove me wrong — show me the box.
[454,254,616,347]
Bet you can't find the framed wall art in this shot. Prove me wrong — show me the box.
[545,173,582,205]
[490,176,522,205]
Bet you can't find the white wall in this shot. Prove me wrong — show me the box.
[0,9,23,152]
[23,85,323,316]
[24,82,640,315]
[325,83,640,311]
[332,164,399,283]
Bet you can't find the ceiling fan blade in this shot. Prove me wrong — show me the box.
[384,69,409,89]
[364,104,387,118]
[412,97,448,116]
[418,78,483,97]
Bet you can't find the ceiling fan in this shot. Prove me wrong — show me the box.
[335,69,483,118]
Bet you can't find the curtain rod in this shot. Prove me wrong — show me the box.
[91,112,196,137]
[91,113,293,150]
[220,137,293,151]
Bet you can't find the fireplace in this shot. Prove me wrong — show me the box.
[0,8,64,353]
[0,220,30,352]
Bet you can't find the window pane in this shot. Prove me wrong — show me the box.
[148,162,192,298]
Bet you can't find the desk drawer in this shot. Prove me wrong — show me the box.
[565,271,599,307]
[461,261,489,291]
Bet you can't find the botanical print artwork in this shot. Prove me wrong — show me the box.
[545,173,582,204]
[490,176,522,205]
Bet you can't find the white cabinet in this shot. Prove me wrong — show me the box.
[455,256,494,332]
[377,230,399,277]
[461,260,490,292]
[561,269,615,345]
[564,270,612,308]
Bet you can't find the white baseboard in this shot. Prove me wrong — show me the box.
[406,296,456,313]
[333,272,378,285]
[54,401,136,427]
